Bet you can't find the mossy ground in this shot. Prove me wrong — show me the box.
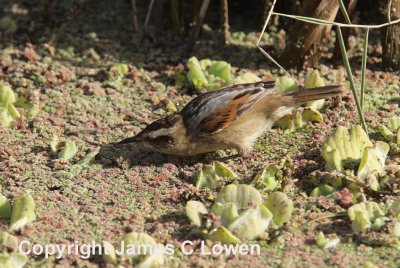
[1,1,399,267]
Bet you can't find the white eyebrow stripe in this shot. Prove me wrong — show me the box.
[148,128,169,138]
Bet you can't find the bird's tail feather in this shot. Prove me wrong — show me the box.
[288,85,343,104]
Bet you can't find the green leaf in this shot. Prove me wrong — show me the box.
[187,57,208,90]
[371,217,389,230]
[305,70,326,110]
[232,72,261,85]
[310,184,336,197]
[301,108,323,124]
[387,116,400,132]
[185,201,208,227]
[207,226,241,244]
[376,125,395,142]
[110,63,129,79]
[315,231,327,248]
[121,232,164,267]
[7,104,20,118]
[211,184,263,215]
[208,61,231,83]
[357,141,389,180]
[10,192,36,230]
[195,162,237,189]
[0,83,16,107]
[322,125,373,173]
[251,164,281,191]
[390,200,400,220]
[103,241,117,265]
[58,141,78,161]
[0,253,28,268]
[0,107,14,128]
[0,231,18,251]
[264,192,293,227]
[348,202,384,232]
[227,204,273,240]
[220,202,239,227]
[25,104,40,120]
[0,194,11,219]
[276,76,298,93]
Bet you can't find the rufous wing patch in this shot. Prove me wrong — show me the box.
[200,89,262,134]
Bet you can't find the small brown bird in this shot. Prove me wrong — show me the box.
[118,81,343,156]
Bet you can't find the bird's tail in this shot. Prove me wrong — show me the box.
[287,85,343,104]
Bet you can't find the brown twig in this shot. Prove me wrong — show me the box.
[187,0,211,51]
[130,0,140,32]
[144,0,156,28]
[220,0,230,44]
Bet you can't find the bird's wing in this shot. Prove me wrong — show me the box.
[180,81,275,136]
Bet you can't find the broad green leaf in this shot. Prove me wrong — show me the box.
[7,104,20,118]
[185,201,208,227]
[103,241,117,265]
[195,162,237,189]
[387,117,400,132]
[0,83,16,107]
[348,202,384,232]
[376,125,395,142]
[187,57,208,89]
[220,202,239,227]
[0,231,18,251]
[10,192,36,230]
[58,141,78,161]
[0,107,14,128]
[232,72,261,85]
[357,141,389,180]
[305,70,326,110]
[0,194,11,219]
[251,164,281,191]
[208,61,231,83]
[276,76,298,93]
[211,184,262,215]
[264,192,293,227]
[121,232,164,268]
[207,226,241,244]
[227,204,273,240]
[0,253,28,268]
[310,184,335,197]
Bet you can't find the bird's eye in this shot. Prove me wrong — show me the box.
[152,135,173,145]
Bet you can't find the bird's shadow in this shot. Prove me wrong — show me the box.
[95,143,240,168]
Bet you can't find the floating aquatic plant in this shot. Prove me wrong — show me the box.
[121,232,164,267]
[251,164,281,191]
[322,125,389,188]
[347,202,385,232]
[10,192,36,230]
[186,57,232,91]
[58,141,78,161]
[195,161,237,189]
[0,253,28,268]
[186,183,293,243]
[186,200,208,227]
[274,72,327,132]
[0,193,11,219]
[0,83,40,127]
[315,231,340,249]
[377,116,400,145]
[0,231,18,251]
[231,72,261,85]
[264,192,293,227]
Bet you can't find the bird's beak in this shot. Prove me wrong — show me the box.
[117,135,141,145]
